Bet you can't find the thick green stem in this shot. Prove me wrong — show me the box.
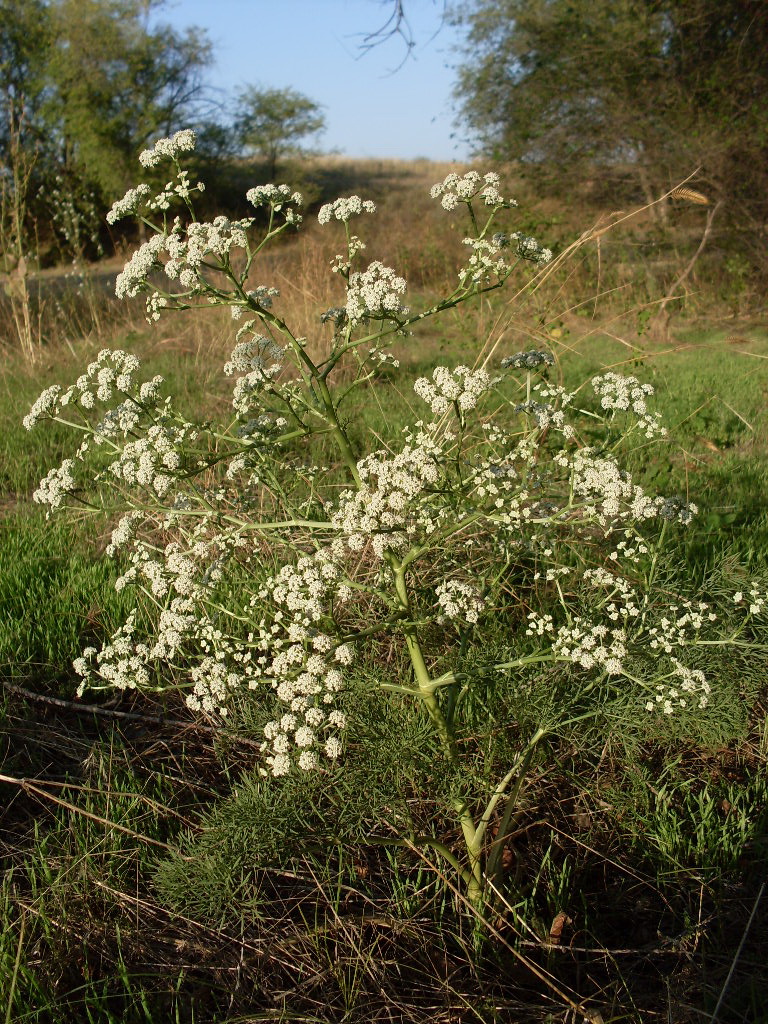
[476,726,547,848]
[388,555,484,901]
[390,560,454,753]
[315,376,361,486]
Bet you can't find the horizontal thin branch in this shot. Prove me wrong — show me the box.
[2,680,262,751]
[0,771,186,855]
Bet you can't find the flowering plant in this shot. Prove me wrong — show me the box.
[25,130,765,903]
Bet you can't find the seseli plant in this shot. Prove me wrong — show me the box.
[24,129,767,905]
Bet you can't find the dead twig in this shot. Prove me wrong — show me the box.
[655,198,723,323]
[0,771,188,856]
[709,881,765,1023]
[1,680,263,751]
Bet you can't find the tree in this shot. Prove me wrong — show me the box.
[45,0,212,199]
[0,0,50,159]
[234,86,325,179]
[0,0,213,265]
[452,0,768,240]
[454,2,663,180]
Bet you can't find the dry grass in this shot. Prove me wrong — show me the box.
[0,157,473,369]
[1,153,752,374]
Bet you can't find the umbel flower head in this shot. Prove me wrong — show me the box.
[430,170,513,210]
[318,196,376,224]
[502,350,555,369]
[139,129,197,168]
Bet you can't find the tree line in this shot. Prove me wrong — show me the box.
[3,0,766,281]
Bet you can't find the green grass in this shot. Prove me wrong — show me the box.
[2,293,768,1021]
[0,756,209,1024]
[0,511,129,681]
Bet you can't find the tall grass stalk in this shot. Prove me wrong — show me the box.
[1,104,40,363]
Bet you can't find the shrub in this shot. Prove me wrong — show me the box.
[24,129,767,905]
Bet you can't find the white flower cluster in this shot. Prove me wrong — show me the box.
[146,293,168,322]
[112,141,304,313]
[93,384,162,444]
[514,381,576,436]
[269,553,343,623]
[647,600,717,653]
[106,510,145,557]
[180,216,251,264]
[146,169,203,212]
[470,454,528,515]
[189,657,243,717]
[106,184,152,224]
[116,539,203,601]
[511,233,553,265]
[436,579,485,625]
[115,233,166,299]
[732,586,767,615]
[556,619,628,676]
[139,129,197,169]
[526,611,553,636]
[369,348,400,369]
[583,567,641,619]
[23,385,64,430]
[224,331,284,374]
[332,430,444,558]
[345,261,408,326]
[533,560,719,711]
[75,526,251,714]
[318,196,376,224]
[246,184,303,223]
[75,593,245,713]
[414,365,493,416]
[559,449,633,519]
[525,564,718,711]
[24,351,174,518]
[165,217,239,287]
[608,534,649,563]
[107,422,192,498]
[529,613,628,676]
[555,447,690,525]
[74,615,149,694]
[107,174,205,225]
[592,372,652,414]
[115,214,256,303]
[249,551,355,775]
[592,372,666,439]
[459,237,508,284]
[32,459,76,509]
[330,234,367,276]
[24,350,152,430]
[429,171,511,211]
[223,331,286,415]
[647,659,711,714]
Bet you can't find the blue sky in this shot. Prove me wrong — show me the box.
[153,0,471,161]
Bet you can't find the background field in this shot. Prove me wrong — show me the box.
[2,157,768,1023]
